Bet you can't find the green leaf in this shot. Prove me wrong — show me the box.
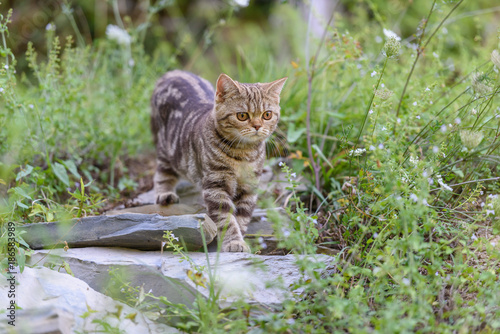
[287,124,307,143]
[12,186,32,200]
[16,201,29,209]
[312,144,334,169]
[53,162,70,187]
[62,159,81,178]
[16,248,26,273]
[16,164,34,181]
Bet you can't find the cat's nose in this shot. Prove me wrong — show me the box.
[253,125,261,131]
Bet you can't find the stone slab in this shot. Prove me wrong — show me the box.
[28,247,334,309]
[20,213,217,251]
[0,266,178,333]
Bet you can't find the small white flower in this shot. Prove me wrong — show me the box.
[279,161,284,166]
[486,210,495,216]
[383,28,401,41]
[488,194,498,199]
[428,178,434,185]
[373,233,379,238]
[440,125,447,133]
[369,145,376,151]
[471,108,478,115]
[378,143,384,149]
[258,237,264,243]
[260,242,268,249]
[381,83,385,88]
[382,126,387,131]
[433,146,439,153]
[429,101,433,104]
[349,148,366,157]
[487,203,493,208]
[312,219,318,225]
[437,174,453,192]
[371,71,377,77]
[106,24,131,46]
[422,198,429,206]
[282,229,290,237]
[148,289,153,293]
[375,36,383,43]
[397,118,401,123]
[373,267,381,274]
[416,115,420,119]
[455,118,461,124]
[170,233,179,241]
[491,241,497,247]
[46,23,56,31]
[413,101,417,106]
[128,59,135,67]
[481,202,485,207]
[4,65,9,70]
[369,109,374,114]
[28,104,34,109]
[402,278,410,286]
[433,52,439,58]
[442,27,448,34]
[496,114,500,119]
[471,234,478,241]
[234,0,250,7]
[0,88,4,93]
[423,171,428,177]
[290,172,296,178]
[410,193,418,202]
[425,87,431,92]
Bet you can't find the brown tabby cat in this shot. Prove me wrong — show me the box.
[150,70,287,252]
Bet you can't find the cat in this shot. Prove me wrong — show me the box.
[151,70,287,252]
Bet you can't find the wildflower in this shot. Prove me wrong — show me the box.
[383,36,401,59]
[374,87,393,100]
[402,278,410,286]
[106,24,131,46]
[349,148,366,157]
[290,172,297,178]
[460,130,483,150]
[436,174,453,192]
[491,241,497,247]
[373,233,379,238]
[373,267,381,274]
[46,23,56,31]
[416,115,420,119]
[4,65,8,70]
[371,71,377,77]
[170,233,179,242]
[471,108,478,115]
[425,87,431,92]
[282,228,290,237]
[433,52,439,58]
[378,143,384,149]
[397,118,401,123]
[454,118,461,124]
[413,101,417,106]
[382,126,387,131]
[432,146,439,153]
[375,36,383,43]
[369,145,376,151]
[491,49,500,68]
[383,28,401,41]
[422,198,430,206]
[471,234,478,241]
[428,178,434,185]
[409,155,418,165]
[279,161,284,167]
[440,125,447,133]
[233,0,250,6]
[128,59,135,67]
[471,72,492,95]
[410,193,418,202]
[28,104,34,109]
[369,109,374,114]
[0,88,4,93]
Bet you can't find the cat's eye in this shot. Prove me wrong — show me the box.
[262,111,273,120]
[236,112,249,121]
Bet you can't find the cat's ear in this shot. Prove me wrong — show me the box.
[264,77,288,99]
[216,74,240,102]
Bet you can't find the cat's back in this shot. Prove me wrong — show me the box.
[151,70,214,143]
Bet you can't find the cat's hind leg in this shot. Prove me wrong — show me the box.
[154,160,179,205]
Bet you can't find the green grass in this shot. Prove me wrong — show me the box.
[1,0,500,332]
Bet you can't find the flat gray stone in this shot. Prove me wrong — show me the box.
[21,213,217,251]
[28,247,334,309]
[0,266,178,333]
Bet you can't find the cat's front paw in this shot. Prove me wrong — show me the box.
[156,192,179,206]
[222,239,250,253]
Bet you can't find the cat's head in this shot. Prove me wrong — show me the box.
[213,74,287,146]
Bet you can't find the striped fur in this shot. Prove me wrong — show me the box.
[151,70,287,252]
